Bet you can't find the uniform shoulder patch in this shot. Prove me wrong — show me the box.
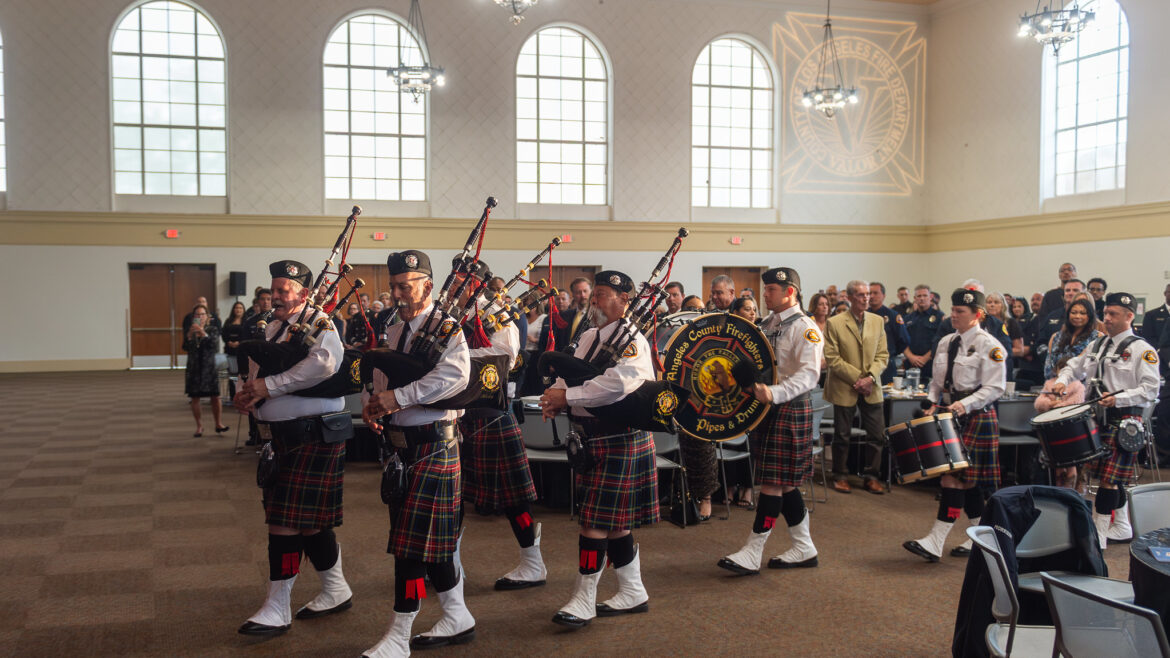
[1001,323,1009,335]
[989,347,1005,363]
[1143,350,1159,365]
[622,342,638,358]
[804,328,821,344]
[896,314,904,325]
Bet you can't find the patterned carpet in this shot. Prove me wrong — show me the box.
[0,370,1138,657]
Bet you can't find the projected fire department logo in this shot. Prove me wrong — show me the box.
[775,15,926,195]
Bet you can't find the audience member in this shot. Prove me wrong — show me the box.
[182,295,214,333]
[1029,292,1043,316]
[1037,278,1086,350]
[709,275,736,311]
[903,285,943,379]
[831,300,850,316]
[867,281,910,384]
[1140,282,1170,343]
[345,302,371,349]
[183,304,227,437]
[930,291,941,310]
[221,301,247,376]
[739,287,755,300]
[729,296,758,323]
[985,292,1023,381]
[1037,262,1077,319]
[242,288,272,339]
[664,282,685,314]
[681,295,705,312]
[891,286,912,315]
[825,285,839,307]
[1087,277,1107,316]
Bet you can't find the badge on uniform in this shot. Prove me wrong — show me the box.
[929,315,936,324]
[623,343,638,358]
[805,328,821,344]
[989,347,1005,362]
[1121,351,1132,362]
[1143,350,1159,364]
[896,315,904,324]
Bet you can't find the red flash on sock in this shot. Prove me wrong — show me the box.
[947,507,962,521]
[762,516,776,530]
[515,512,532,529]
[579,549,598,570]
[280,552,300,577]
[405,578,427,600]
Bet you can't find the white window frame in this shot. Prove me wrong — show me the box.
[109,0,228,213]
[1040,0,1129,212]
[322,10,431,217]
[514,23,613,221]
[690,35,777,222]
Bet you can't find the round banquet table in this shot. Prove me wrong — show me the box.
[1129,527,1170,636]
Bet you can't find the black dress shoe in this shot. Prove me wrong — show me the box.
[193,431,203,438]
[237,621,290,636]
[294,597,352,619]
[903,540,940,563]
[596,601,648,617]
[950,546,972,557]
[494,576,546,591]
[715,557,759,576]
[551,611,591,629]
[216,425,231,433]
[410,626,475,649]
[767,555,819,569]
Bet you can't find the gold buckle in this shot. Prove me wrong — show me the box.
[388,430,408,449]
[258,424,273,441]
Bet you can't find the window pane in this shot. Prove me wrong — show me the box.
[517,26,609,205]
[323,14,428,201]
[110,1,228,197]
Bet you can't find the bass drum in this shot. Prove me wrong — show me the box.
[655,311,703,356]
[660,313,776,442]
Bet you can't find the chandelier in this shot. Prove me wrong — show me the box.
[1018,2,1094,54]
[494,0,539,25]
[387,0,445,102]
[800,0,858,119]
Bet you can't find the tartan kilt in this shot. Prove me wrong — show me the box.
[957,407,1000,489]
[458,412,537,510]
[263,439,345,530]
[578,430,660,531]
[387,440,462,562]
[1094,420,1137,486]
[750,397,813,488]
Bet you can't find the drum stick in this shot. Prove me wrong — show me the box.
[1036,390,1066,397]
[1083,390,1118,406]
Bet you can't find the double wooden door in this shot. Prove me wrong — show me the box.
[128,264,216,368]
[702,266,764,307]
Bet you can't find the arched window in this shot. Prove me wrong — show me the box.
[1044,0,1128,198]
[692,37,773,208]
[516,26,609,206]
[111,1,226,196]
[324,13,427,201]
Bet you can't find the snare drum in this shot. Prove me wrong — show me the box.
[887,413,970,484]
[1030,404,1105,467]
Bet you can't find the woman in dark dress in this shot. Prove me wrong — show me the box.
[220,301,247,398]
[184,304,226,437]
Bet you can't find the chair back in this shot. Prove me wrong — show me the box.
[997,399,1037,435]
[811,405,829,446]
[968,526,1019,625]
[1015,496,1074,558]
[1041,572,1170,658]
[1128,483,1170,537]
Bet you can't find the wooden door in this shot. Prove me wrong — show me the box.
[347,264,390,308]
[545,266,599,295]
[702,266,764,307]
[128,263,216,368]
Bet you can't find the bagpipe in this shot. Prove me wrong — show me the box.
[475,236,562,336]
[538,228,692,433]
[360,197,501,410]
[237,206,371,400]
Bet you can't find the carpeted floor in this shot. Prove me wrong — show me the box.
[0,371,1140,657]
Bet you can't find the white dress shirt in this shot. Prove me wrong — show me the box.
[551,318,655,418]
[372,303,471,426]
[1056,328,1160,408]
[928,325,1006,413]
[253,308,345,422]
[760,305,823,405]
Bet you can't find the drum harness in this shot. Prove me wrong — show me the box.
[940,336,980,408]
[760,310,812,404]
[1086,334,1146,451]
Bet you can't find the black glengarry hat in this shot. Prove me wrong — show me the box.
[269,260,312,288]
[951,288,986,311]
[387,250,432,276]
[1105,292,1137,313]
[762,267,801,291]
[594,270,634,294]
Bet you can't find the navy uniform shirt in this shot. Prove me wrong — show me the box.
[870,305,910,384]
[905,307,944,376]
[1141,303,1170,345]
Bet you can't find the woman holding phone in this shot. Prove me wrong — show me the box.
[184,304,227,437]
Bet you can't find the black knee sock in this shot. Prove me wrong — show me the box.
[578,536,607,575]
[963,488,986,521]
[936,488,965,523]
[1112,485,1127,511]
[505,504,537,548]
[426,560,460,593]
[607,533,635,569]
[781,489,806,527]
[1095,488,1120,515]
[302,528,339,571]
[753,493,783,533]
[394,557,427,613]
[267,534,303,581]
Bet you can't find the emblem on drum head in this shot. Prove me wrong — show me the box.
[405,254,419,269]
[989,347,1005,363]
[480,364,501,391]
[286,263,299,276]
[1144,350,1159,365]
[805,328,821,344]
[661,313,777,442]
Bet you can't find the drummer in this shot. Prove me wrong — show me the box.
[903,288,1006,562]
[1050,292,1160,548]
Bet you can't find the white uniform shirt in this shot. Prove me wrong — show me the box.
[928,325,1006,412]
[373,303,471,427]
[760,305,823,405]
[472,305,521,372]
[254,308,345,422]
[551,318,655,418]
[1056,328,1160,408]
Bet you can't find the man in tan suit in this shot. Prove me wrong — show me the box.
[824,280,889,494]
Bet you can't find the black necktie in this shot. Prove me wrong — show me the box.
[396,323,411,352]
[943,336,962,392]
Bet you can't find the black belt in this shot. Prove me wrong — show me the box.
[788,392,810,403]
[462,408,507,422]
[1104,406,1142,424]
[384,420,458,450]
[569,415,631,437]
[940,388,979,405]
[257,411,353,450]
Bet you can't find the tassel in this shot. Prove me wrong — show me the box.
[471,311,493,349]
